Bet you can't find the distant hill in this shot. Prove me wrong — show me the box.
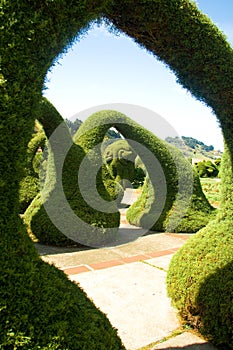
[165,136,222,161]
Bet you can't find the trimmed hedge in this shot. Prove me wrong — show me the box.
[19,121,46,213]
[167,148,233,347]
[194,159,219,178]
[102,139,137,187]
[75,110,214,232]
[2,0,233,348]
[127,142,215,233]
[23,98,120,246]
[0,229,125,349]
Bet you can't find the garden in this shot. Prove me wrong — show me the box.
[1,0,233,349]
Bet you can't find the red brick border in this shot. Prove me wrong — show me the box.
[62,245,188,276]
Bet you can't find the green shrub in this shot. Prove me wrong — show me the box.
[167,218,233,348]
[102,139,146,189]
[127,142,215,233]
[194,160,219,178]
[0,227,125,349]
[214,157,221,169]
[167,147,233,348]
[132,166,146,189]
[103,139,137,187]
[19,123,46,213]
[24,99,120,247]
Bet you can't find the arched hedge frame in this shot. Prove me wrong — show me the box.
[74,109,214,233]
[1,0,233,347]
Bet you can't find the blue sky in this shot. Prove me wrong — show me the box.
[44,0,233,151]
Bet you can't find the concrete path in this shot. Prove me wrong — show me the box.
[37,232,218,350]
[36,189,219,350]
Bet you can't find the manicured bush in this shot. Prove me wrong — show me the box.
[1,232,125,349]
[194,159,219,178]
[105,2,233,345]
[19,122,46,213]
[1,1,126,346]
[103,139,146,189]
[200,178,220,208]
[127,141,215,233]
[103,139,137,187]
[23,99,120,246]
[167,146,233,348]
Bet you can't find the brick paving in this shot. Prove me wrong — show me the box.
[54,242,188,276]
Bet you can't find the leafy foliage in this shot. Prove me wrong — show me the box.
[103,139,137,187]
[1,1,124,347]
[194,159,219,178]
[19,121,46,213]
[105,1,233,346]
[24,99,120,247]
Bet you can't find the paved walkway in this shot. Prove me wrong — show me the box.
[37,232,218,350]
[36,189,218,350]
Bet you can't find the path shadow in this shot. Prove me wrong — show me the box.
[35,226,150,255]
[152,344,218,350]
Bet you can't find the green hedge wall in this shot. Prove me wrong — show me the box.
[2,0,233,347]
[105,2,233,345]
[1,1,124,348]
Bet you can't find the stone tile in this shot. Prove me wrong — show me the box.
[71,262,179,350]
[146,255,175,271]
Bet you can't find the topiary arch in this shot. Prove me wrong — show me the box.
[1,0,233,348]
[74,109,214,233]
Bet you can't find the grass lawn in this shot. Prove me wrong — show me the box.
[200,178,221,208]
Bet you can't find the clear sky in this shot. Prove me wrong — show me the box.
[43,0,233,151]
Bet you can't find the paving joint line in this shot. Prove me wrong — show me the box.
[141,260,167,273]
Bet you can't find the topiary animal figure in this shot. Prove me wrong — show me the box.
[103,139,137,188]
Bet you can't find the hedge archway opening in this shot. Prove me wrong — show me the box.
[2,0,233,347]
[74,109,214,233]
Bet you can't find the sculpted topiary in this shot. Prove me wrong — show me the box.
[24,98,120,246]
[103,139,137,187]
[2,0,233,347]
[19,121,46,213]
[74,110,214,232]
[1,1,125,347]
